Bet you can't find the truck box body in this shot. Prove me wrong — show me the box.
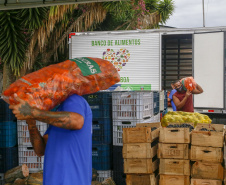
[69,27,226,113]
[69,31,161,91]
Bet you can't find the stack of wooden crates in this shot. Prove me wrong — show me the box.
[190,123,224,185]
[112,91,155,185]
[158,123,192,185]
[122,122,161,185]
[121,121,226,185]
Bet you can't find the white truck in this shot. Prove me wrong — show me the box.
[69,27,226,114]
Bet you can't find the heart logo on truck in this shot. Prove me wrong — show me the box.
[103,48,130,71]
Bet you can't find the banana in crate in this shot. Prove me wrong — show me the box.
[161,111,212,127]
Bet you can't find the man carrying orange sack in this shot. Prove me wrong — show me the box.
[9,93,92,185]
[172,80,203,112]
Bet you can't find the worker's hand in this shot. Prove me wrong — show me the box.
[9,94,34,120]
[185,89,191,98]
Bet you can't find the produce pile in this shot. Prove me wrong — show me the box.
[199,128,216,132]
[161,111,212,127]
[166,123,194,132]
[3,57,120,110]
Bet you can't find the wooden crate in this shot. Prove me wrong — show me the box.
[191,161,224,180]
[124,158,159,174]
[159,127,190,144]
[159,159,190,175]
[159,175,190,185]
[123,142,158,159]
[126,174,158,185]
[123,123,160,144]
[191,178,222,185]
[191,123,224,147]
[190,145,223,162]
[157,143,189,159]
[224,169,226,185]
[224,135,226,167]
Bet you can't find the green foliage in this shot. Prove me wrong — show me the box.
[103,1,133,21]
[145,0,159,12]
[94,13,126,31]
[0,10,27,75]
[20,8,48,30]
[98,0,174,30]
[157,0,174,24]
[0,60,4,73]
[32,54,45,72]
[0,7,48,76]
[95,1,134,31]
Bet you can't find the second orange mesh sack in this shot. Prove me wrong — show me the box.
[3,57,120,110]
[180,76,197,91]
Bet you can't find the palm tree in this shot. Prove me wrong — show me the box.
[0,10,30,90]
[0,0,174,91]
[0,3,107,91]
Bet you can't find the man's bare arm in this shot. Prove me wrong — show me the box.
[27,119,48,157]
[31,109,84,130]
[192,83,203,94]
[9,95,84,130]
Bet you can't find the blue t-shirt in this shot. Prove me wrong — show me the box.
[43,94,92,185]
[169,89,177,111]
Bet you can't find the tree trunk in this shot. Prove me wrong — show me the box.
[4,165,29,183]
[2,63,16,92]
[13,178,28,185]
[27,173,43,185]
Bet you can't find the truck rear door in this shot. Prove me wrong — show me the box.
[193,32,225,111]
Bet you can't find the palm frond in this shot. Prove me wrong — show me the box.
[157,0,174,24]
[20,7,48,30]
[0,10,27,76]
[24,4,77,70]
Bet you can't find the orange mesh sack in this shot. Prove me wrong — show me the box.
[3,57,120,110]
[180,76,197,91]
